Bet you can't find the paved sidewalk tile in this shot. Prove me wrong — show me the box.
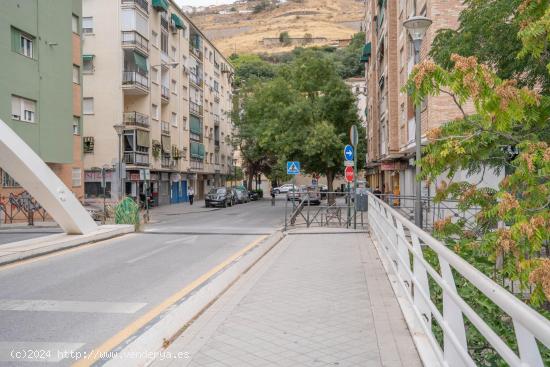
[155,232,422,367]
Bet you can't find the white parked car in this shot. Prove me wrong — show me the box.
[272,184,297,194]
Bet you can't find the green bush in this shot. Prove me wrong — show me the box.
[114,197,140,230]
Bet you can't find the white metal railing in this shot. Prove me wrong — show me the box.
[367,192,550,367]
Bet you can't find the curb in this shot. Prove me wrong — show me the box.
[0,225,135,267]
[97,231,285,367]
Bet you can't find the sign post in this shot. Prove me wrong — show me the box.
[350,125,359,229]
[344,145,354,228]
[286,161,301,223]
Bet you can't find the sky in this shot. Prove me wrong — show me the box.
[175,0,235,6]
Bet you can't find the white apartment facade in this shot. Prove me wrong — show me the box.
[81,0,234,206]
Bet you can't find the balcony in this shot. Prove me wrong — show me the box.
[121,31,149,55]
[190,159,204,171]
[189,47,203,61]
[161,121,170,136]
[121,0,149,14]
[160,16,169,30]
[123,111,150,129]
[122,71,149,94]
[213,114,220,126]
[161,86,170,103]
[189,73,203,88]
[190,101,203,117]
[379,94,387,117]
[161,155,174,169]
[124,151,150,166]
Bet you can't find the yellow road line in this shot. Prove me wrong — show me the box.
[0,234,136,272]
[72,234,268,367]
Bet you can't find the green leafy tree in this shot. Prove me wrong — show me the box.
[430,0,550,92]
[279,31,291,46]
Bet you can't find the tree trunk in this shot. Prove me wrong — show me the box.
[247,168,254,191]
[326,170,335,205]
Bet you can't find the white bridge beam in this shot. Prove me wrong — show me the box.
[0,119,97,235]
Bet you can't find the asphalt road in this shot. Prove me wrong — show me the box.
[0,199,286,366]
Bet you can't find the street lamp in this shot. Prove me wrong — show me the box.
[233,158,237,187]
[403,15,432,229]
[113,124,125,200]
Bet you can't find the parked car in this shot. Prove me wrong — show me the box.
[272,184,297,194]
[286,186,321,205]
[205,187,234,208]
[249,191,259,201]
[234,187,249,204]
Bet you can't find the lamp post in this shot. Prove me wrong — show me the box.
[113,124,125,200]
[233,158,237,187]
[403,15,432,229]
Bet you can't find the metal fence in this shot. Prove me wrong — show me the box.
[367,192,550,367]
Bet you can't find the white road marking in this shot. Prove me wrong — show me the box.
[0,300,146,314]
[0,342,85,363]
[164,235,198,244]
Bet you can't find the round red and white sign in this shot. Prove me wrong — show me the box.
[345,166,354,183]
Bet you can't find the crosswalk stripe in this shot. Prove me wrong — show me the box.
[0,300,146,314]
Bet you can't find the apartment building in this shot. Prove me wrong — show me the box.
[81,0,234,206]
[0,0,84,210]
[363,0,472,197]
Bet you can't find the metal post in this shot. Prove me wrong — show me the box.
[347,182,351,228]
[307,195,310,228]
[118,134,123,200]
[413,38,423,229]
[102,168,106,225]
[284,192,288,231]
[144,179,149,223]
[353,148,358,230]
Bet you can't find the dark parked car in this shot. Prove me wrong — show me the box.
[234,187,249,204]
[249,191,259,201]
[205,187,235,208]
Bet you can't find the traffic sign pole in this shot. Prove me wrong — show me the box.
[350,125,359,229]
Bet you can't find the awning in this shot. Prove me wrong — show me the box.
[136,130,150,148]
[152,0,168,11]
[171,13,185,30]
[190,115,202,135]
[83,54,94,61]
[133,51,148,73]
[360,42,372,63]
[161,135,171,153]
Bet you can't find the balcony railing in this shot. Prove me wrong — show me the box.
[123,111,150,129]
[190,159,204,171]
[161,86,170,101]
[213,114,220,125]
[122,71,149,91]
[189,46,203,61]
[190,101,203,116]
[161,121,170,135]
[189,73,203,88]
[161,155,173,169]
[121,0,148,13]
[160,16,169,30]
[121,31,149,53]
[124,151,150,166]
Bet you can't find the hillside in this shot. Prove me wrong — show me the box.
[187,0,365,56]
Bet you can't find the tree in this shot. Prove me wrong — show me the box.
[229,54,277,88]
[405,12,550,307]
[430,0,550,92]
[279,31,291,46]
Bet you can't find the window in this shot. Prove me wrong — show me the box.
[11,28,35,58]
[83,55,94,73]
[161,31,168,54]
[72,14,79,34]
[11,95,36,123]
[171,79,177,94]
[171,112,177,126]
[152,104,159,120]
[73,116,80,135]
[2,171,20,188]
[73,65,80,84]
[83,97,94,115]
[151,67,159,84]
[151,31,158,47]
[171,46,177,59]
[72,168,82,187]
[82,17,93,33]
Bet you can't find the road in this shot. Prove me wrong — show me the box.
[0,199,286,366]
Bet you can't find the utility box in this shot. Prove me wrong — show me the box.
[355,188,369,212]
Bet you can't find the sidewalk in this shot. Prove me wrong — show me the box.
[154,229,421,367]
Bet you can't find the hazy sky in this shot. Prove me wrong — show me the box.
[175,0,235,6]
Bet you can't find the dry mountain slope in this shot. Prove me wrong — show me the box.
[189,0,365,56]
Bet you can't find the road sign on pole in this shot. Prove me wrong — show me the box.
[287,161,301,175]
[345,166,354,183]
[350,125,359,147]
[344,145,354,161]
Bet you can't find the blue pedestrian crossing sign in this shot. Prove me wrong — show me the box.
[287,161,301,175]
[344,145,354,161]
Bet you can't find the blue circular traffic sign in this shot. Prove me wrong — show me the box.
[344,145,354,161]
